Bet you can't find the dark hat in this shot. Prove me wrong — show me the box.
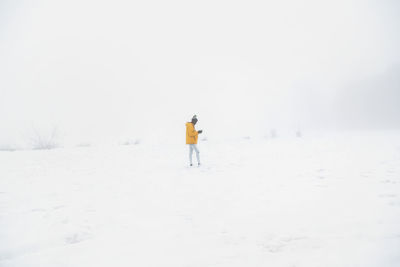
[191,115,198,123]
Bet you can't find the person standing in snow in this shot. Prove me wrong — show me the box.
[186,115,202,166]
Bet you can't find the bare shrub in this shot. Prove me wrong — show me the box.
[30,126,59,150]
[77,143,91,148]
[121,138,141,146]
[0,144,19,152]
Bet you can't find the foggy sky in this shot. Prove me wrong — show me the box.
[1,0,399,146]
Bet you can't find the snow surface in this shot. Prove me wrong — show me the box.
[1,132,400,267]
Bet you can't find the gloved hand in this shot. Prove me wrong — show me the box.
[198,130,203,134]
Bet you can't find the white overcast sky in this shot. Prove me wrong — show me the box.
[1,0,399,145]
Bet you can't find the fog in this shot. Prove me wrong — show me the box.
[1,0,399,146]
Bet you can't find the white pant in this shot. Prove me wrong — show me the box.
[188,144,200,165]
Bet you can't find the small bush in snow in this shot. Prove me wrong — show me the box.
[0,144,19,152]
[30,127,59,150]
[77,143,91,148]
[122,138,141,146]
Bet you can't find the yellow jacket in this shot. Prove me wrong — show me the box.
[186,122,198,144]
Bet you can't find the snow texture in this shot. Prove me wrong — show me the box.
[1,131,400,267]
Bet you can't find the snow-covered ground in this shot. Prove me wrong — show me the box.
[1,131,400,267]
